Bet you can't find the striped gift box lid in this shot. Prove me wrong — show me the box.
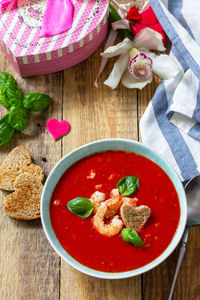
[0,0,108,67]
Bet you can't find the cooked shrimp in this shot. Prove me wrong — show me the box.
[110,188,120,197]
[93,202,123,237]
[122,197,138,206]
[110,189,138,206]
[104,196,123,218]
[90,191,106,213]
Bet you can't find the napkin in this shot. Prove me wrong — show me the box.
[140,0,200,182]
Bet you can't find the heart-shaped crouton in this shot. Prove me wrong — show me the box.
[0,146,44,191]
[120,203,151,232]
[3,173,43,220]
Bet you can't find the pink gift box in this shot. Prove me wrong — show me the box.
[0,0,109,77]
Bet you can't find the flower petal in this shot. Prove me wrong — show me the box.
[101,38,133,58]
[122,70,152,89]
[119,2,145,16]
[104,54,129,89]
[140,6,159,26]
[112,19,130,30]
[133,27,166,51]
[128,52,152,80]
[148,53,182,79]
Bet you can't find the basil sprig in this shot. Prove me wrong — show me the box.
[67,197,94,218]
[0,72,51,146]
[122,228,143,246]
[117,176,139,196]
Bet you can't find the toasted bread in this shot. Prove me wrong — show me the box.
[3,173,43,220]
[120,203,151,232]
[0,146,44,191]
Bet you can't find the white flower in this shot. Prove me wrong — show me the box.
[101,28,180,89]
[128,49,152,80]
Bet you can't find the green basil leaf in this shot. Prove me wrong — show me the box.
[8,105,28,131]
[4,80,23,102]
[122,228,143,246]
[23,93,50,111]
[0,76,23,108]
[67,197,94,218]
[0,72,16,86]
[7,97,22,106]
[0,72,10,85]
[117,176,139,196]
[0,85,10,108]
[0,114,15,147]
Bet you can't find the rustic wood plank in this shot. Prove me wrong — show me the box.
[0,48,62,300]
[140,227,200,300]
[60,42,142,300]
[172,226,200,300]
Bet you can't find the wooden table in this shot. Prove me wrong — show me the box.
[0,36,200,300]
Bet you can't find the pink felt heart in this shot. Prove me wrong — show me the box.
[46,119,70,140]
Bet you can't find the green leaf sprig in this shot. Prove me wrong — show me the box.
[67,197,94,218]
[0,72,50,146]
[117,175,139,196]
[109,4,133,41]
[122,228,143,246]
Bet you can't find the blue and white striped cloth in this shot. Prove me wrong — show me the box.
[140,0,200,182]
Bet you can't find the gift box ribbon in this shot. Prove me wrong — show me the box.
[0,0,74,37]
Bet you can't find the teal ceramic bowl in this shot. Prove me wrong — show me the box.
[41,138,187,279]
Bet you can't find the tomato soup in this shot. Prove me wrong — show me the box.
[50,151,180,273]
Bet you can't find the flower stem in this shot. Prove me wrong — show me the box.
[109,4,133,41]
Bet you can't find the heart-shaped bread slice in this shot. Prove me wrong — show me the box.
[3,173,43,220]
[120,203,151,232]
[0,146,44,191]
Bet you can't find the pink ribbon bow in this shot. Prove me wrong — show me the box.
[0,0,74,37]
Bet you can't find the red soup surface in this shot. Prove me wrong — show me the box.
[50,150,180,273]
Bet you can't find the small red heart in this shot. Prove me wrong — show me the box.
[46,119,70,140]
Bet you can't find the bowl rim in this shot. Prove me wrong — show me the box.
[41,138,187,279]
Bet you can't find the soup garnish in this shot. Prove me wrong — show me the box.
[117,175,139,196]
[122,228,144,246]
[67,177,150,244]
[67,197,94,218]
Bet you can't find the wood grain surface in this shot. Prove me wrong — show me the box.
[0,23,200,300]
